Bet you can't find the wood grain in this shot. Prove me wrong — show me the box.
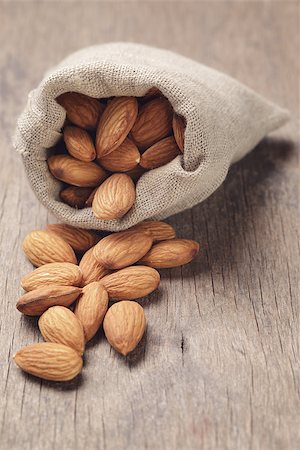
[0,2,299,450]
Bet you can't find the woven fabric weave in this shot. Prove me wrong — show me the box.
[13,43,289,231]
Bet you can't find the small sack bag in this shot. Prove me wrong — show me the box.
[13,42,289,231]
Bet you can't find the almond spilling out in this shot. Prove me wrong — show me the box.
[75,282,109,342]
[39,306,85,354]
[172,113,186,152]
[96,97,138,158]
[92,174,136,220]
[93,230,153,270]
[45,224,99,253]
[17,218,199,380]
[79,247,111,286]
[48,155,107,188]
[103,301,146,356]
[131,97,173,149]
[139,239,199,268]
[14,342,83,381]
[63,126,96,162]
[22,230,77,267]
[16,88,202,381]
[129,220,176,242]
[97,138,140,172]
[57,92,104,130]
[100,266,160,300]
[21,262,82,291]
[17,286,82,316]
[60,186,94,209]
[140,136,181,170]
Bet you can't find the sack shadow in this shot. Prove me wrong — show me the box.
[167,136,296,276]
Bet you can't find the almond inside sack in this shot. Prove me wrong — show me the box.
[13,42,289,231]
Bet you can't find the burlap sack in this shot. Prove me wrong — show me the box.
[13,42,289,231]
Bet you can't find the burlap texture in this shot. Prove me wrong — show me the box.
[13,42,289,231]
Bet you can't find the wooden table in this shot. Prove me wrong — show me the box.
[1,2,299,449]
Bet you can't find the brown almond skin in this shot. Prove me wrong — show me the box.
[21,262,82,292]
[75,282,109,342]
[131,97,173,149]
[124,165,147,183]
[93,230,153,270]
[140,136,181,170]
[103,301,146,356]
[60,186,94,209]
[46,224,99,253]
[57,92,104,130]
[96,97,138,158]
[22,230,77,267]
[17,286,82,316]
[85,188,98,207]
[48,155,107,188]
[92,174,136,220]
[39,306,85,354]
[139,87,163,104]
[64,126,96,162]
[172,113,186,153]
[128,220,176,242]
[13,342,83,381]
[100,266,160,300]
[139,239,199,268]
[79,247,111,286]
[97,138,140,172]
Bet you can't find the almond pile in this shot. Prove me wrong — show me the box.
[47,89,186,219]
[14,221,199,382]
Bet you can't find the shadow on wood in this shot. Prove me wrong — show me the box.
[16,365,85,391]
[111,327,148,369]
[168,137,295,277]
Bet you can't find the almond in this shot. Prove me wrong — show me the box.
[172,113,186,152]
[93,230,153,270]
[124,165,147,182]
[131,97,173,149]
[92,174,136,220]
[140,136,181,169]
[79,247,111,286]
[60,186,94,209]
[21,262,82,291]
[103,301,146,356]
[97,138,140,172]
[46,224,99,253]
[139,239,199,268]
[63,126,96,162]
[75,282,108,342]
[13,342,83,381]
[48,155,107,188]
[85,187,98,207]
[100,266,160,300]
[57,92,104,130]
[129,220,176,242]
[38,306,85,354]
[139,87,162,104]
[96,97,138,158]
[17,286,82,316]
[22,230,77,267]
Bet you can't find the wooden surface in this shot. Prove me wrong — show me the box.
[0,2,299,450]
